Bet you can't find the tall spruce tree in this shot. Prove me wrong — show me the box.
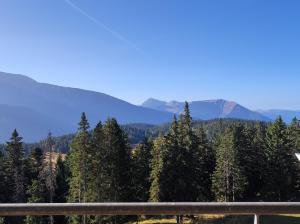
[265,117,299,201]
[5,129,26,203]
[212,127,247,202]
[193,127,215,201]
[288,117,300,200]
[68,113,91,224]
[102,118,132,203]
[289,117,300,152]
[247,123,268,201]
[27,148,44,180]
[89,122,106,224]
[102,118,132,224]
[42,133,56,224]
[5,129,26,224]
[45,133,56,202]
[54,155,69,224]
[149,114,194,224]
[162,116,187,202]
[0,150,5,203]
[54,155,69,203]
[89,122,106,203]
[131,138,153,202]
[26,179,48,224]
[178,102,202,202]
[149,116,188,203]
[25,147,48,224]
[149,136,167,202]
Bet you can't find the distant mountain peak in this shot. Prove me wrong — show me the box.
[142,98,270,121]
[142,98,166,105]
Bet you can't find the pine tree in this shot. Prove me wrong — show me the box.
[26,179,48,224]
[0,150,5,203]
[162,116,187,202]
[288,117,300,200]
[41,133,56,224]
[101,118,132,224]
[193,127,215,201]
[178,102,194,150]
[246,123,268,201]
[5,129,26,203]
[149,116,187,203]
[68,113,91,224]
[265,117,299,201]
[289,117,300,151]
[54,155,69,202]
[25,147,48,224]
[5,129,26,224]
[212,127,247,202]
[89,122,105,203]
[45,133,56,202]
[27,148,44,180]
[89,122,106,224]
[178,102,201,202]
[131,138,152,202]
[102,118,132,203]
[0,152,5,224]
[54,155,69,224]
[149,136,166,202]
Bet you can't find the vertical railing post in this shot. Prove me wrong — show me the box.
[254,214,260,224]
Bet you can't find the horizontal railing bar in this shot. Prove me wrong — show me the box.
[0,202,300,216]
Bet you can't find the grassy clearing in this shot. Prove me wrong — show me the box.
[130,215,300,224]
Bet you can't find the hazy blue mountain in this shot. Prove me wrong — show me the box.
[142,98,271,121]
[258,109,300,123]
[0,104,73,142]
[0,72,174,142]
[0,71,279,142]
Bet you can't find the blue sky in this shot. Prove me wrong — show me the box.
[1,0,300,110]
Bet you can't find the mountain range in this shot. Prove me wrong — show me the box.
[0,72,173,142]
[142,98,270,121]
[0,71,299,142]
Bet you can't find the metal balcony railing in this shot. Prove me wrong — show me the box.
[0,202,300,224]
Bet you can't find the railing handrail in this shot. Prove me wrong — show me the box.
[0,202,300,216]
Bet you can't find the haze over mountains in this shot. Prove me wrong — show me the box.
[142,98,270,121]
[0,72,299,142]
[0,72,173,142]
[257,109,300,123]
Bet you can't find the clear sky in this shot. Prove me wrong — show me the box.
[1,0,300,110]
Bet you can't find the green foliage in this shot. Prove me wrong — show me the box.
[68,113,91,202]
[158,116,187,202]
[212,127,247,202]
[193,128,215,201]
[131,138,153,202]
[241,123,268,201]
[68,112,91,224]
[265,117,300,201]
[289,117,300,152]
[25,147,49,224]
[1,109,300,223]
[54,155,69,224]
[4,129,26,224]
[150,104,215,203]
[101,118,132,202]
[149,136,167,202]
[5,129,26,203]
[0,151,5,203]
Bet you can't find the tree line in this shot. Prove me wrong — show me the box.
[0,103,300,224]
